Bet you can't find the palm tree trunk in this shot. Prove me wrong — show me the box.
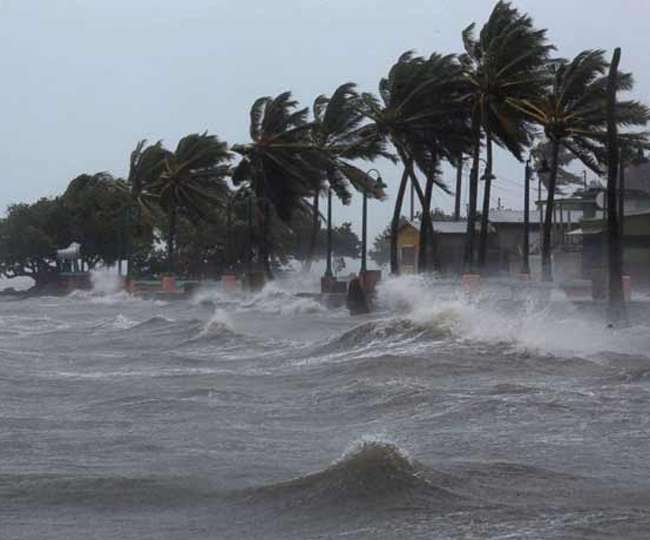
[260,197,272,280]
[418,168,436,273]
[454,158,463,221]
[464,120,481,273]
[167,206,176,275]
[390,166,410,275]
[478,132,493,271]
[305,192,320,272]
[606,47,625,323]
[541,138,560,282]
[618,149,625,245]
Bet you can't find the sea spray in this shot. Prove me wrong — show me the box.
[375,275,650,359]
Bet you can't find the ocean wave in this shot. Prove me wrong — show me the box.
[376,275,650,359]
[243,439,463,508]
[0,472,215,506]
[189,309,238,341]
[238,283,329,316]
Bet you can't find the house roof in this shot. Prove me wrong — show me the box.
[488,209,526,223]
[399,219,490,234]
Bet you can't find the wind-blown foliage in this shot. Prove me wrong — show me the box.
[232,91,329,277]
[513,49,650,280]
[359,51,471,274]
[145,133,232,274]
[305,82,391,269]
[460,0,553,271]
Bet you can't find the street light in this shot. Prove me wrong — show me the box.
[361,168,385,275]
[324,188,334,278]
[522,156,532,274]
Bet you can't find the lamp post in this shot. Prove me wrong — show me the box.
[522,156,532,275]
[360,168,384,275]
[325,188,333,278]
[247,190,253,275]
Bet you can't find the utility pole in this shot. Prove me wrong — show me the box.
[606,47,625,323]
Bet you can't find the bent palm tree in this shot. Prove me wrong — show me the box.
[359,52,469,274]
[513,49,649,281]
[232,92,328,278]
[147,133,232,275]
[306,82,392,270]
[460,0,552,272]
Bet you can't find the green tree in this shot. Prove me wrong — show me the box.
[513,50,649,280]
[145,133,232,275]
[232,92,329,278]
[460,1,553,272]
[0,198,70,288]
[306,83,391,269]
[63,172,136,269]
[359,52,470,274]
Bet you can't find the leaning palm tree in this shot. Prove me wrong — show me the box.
[513,49,649,281]
[531,139,582,196]
[359,52,468,274]
[114,141,171,275]
[460,0,553,272]
[305,82,392,270]
[146,133,232,275]
[232,92,328,278]
[413,53,473,273]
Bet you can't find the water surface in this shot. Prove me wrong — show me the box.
[2,275,650,539]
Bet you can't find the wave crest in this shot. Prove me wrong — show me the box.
[246,440,461,508]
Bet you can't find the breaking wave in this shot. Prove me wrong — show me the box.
[376,275,650,359]
[245,439,462,508]
[238,283,328,315]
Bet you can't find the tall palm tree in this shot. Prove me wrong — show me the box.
[359,52,469,274]
[147,133,232,275]
[460,1,553,272]
[232,92,328,278]
[115,140,170,275]
[513,49,649,281]
[305,82,392,270]
[413,53,472,273]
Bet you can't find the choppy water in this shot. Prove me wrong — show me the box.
[2,273,650,539]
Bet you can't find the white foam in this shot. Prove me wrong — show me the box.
[376,275,650,359]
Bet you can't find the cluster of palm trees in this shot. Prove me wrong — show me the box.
[121,1,649,291]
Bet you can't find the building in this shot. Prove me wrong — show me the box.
[570,209,650,288]
[487,209,543,274]
[397,219,489,275]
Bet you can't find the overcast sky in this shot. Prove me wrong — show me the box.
[2,0,650,240]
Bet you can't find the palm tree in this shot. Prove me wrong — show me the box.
[513,49,649,281]
[117,140,170,275]
[413,53,472,273]
[358,52,470,274]
[232,92,328,278]
[147,133,232,275]
[460,1,553,273]
[305,82,392,270]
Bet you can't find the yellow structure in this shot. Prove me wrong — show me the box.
[397,222,420,274]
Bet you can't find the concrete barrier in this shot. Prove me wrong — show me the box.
[161,276,176,292]
[222,274,239,291]
[359,270,381,296]
[623,275,632,303]
[461,273,481,294]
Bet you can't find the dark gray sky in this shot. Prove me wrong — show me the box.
[3,0,650,239]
